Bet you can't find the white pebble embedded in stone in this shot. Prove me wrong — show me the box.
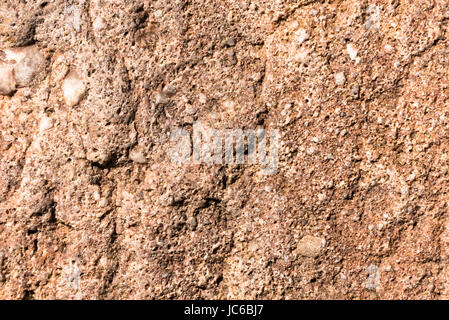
[347,43,358,61]
[39,116,53,131]
[62,70,86,107]
[0,62,16,95]
[294,28,309,44]
[365,5,381,31]
[0,46,44,95]
[198,93,207,104]
[154,9,163,19]
[93,17,105,31]
[335,72,346,86]
[365,265,380,290]
[99,198,109,207]
[155,92,169,105]
[66,5,82,32]
[129,147,147,164]
[306,146,316,155]
[3,46,44,87]
[163,84,177,97]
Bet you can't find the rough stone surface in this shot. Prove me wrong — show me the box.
[1,0,449,299]
[296,236,324,258]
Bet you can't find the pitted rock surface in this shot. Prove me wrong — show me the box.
[1,0,449,299]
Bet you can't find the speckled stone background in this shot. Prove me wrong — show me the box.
[1,0,449,299]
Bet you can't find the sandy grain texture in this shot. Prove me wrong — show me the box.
[1,0,449,299]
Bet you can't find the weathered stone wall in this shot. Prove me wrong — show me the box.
[1,0,449,299]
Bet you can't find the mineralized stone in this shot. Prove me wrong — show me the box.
[0,61,16,95]
[62,71,86,107]
[0,45,43,95]
[129,147,146,164]
[335,72,346,86]
[2,46,44,87]
[296,236,325,258]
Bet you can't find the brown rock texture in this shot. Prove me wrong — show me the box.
[1,0,449,299]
